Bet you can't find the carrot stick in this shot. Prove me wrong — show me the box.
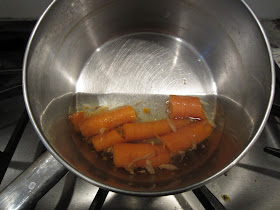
[69,111,86,131]
[160,120,213,153]
[80,106,136,137]
[169,95,205,119]
[122,119,191,141]
[91,129,125,151]
[113,143,170,168]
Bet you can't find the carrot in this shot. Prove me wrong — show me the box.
[69,111,86,131]
[122,119,191,141]
[113,143,170,168]
[169,95,205,119]
[80,105,136,137]
[143,107,150,114]
[91,129,125,151]
[160,120,213,153]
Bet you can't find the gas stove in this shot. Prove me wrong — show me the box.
[0,20,279,210]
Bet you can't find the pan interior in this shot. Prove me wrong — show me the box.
[40,31,246,193]
[65,33,223,190]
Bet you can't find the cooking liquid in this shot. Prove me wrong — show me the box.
[69,93,223,174]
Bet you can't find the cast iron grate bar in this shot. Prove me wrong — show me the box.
[267,62,280,159]
[0,68,22,100]
[271,104,280,118]
[0,109,29,184]
[0,69,22,75]
[0,85,22,99]
[88,188,109,210]
[193,185,226,210]
[264,147,280,158]
[271,62,280,117]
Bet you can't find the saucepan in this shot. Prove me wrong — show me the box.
[0,0,275,207]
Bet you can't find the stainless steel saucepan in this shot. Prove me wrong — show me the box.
[0,0,275,208]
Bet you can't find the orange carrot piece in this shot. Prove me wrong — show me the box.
[123,119,191,141]
[143,107,150,114]
[113,143,170,168]
[69,111,86,131]
[80,106,136,137]
[169,95,205,119]
[91,129,125,151]
[160,120,213,153]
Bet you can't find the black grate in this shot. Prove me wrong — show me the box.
[193,186,226,210]
[89,188,109,210]
[0,109,29,184]
[0,21,35,183]
[265,62,280,159]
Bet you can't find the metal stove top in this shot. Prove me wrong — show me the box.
[0,21,280,210]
